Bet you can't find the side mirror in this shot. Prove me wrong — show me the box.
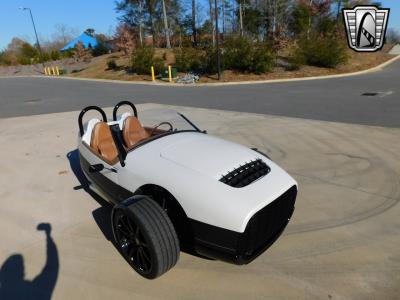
[89,164,104,173]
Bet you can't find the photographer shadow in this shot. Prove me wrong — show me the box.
[0,223,59,300]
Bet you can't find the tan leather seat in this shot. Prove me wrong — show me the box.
[90,122,119,164]
[123,116,150,148]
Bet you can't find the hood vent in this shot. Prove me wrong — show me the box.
[220,159,270,188]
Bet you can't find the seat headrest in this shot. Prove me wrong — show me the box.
[118,112,133,130]
[82,118,100,145]
[123,116,149,148]
[90,122,118,164]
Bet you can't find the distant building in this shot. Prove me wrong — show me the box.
[60,32,98,52]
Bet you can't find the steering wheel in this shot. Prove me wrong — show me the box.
[150,122,173,135]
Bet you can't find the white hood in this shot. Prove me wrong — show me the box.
[120,132,297,232]
[160,134,260,179]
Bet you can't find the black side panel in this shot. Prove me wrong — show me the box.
[79,153,133,204]
[190,186,297,265]
[190,219,240,254]
[238,186,297,258]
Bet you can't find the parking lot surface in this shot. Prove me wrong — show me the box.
[0,104,399,299]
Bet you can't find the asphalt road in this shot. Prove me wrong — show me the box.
[1,59,400,127]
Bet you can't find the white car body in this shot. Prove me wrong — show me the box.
[78,103,298,264]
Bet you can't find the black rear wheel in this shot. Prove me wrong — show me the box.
[112,196,180,279]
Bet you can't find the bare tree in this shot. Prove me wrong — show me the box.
[73,42,87,61]
[138,0,144,46]
[222,0,225,34]
[239,0,244,37]
[115,23,135,55]
[145,0,158,45]
[6,37,26,52]
[209,0,216,46]
[54,24,70,44]
[162,0,172,48]
[192,0,197,45]
[53,24,78,44]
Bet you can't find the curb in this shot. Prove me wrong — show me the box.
[2,55,399,87]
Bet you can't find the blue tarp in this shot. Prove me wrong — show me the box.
[60,33,98,51]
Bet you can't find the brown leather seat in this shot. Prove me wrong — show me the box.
[123,116,150,148]
[90,122,119,164]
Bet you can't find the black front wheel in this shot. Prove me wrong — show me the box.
[112,196,180,279]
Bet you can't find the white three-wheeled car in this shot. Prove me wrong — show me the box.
[78,101,297,279]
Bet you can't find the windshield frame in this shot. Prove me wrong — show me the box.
[127,112,204,153]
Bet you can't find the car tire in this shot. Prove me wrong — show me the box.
[112,195,180,279]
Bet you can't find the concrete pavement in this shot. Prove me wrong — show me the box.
[0,58,400,127]
[389,44,400,55]
[0,104,399,299]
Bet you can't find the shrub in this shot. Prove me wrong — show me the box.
[222,37,275,73]
[92,42,109,57]
[50,50,60,61]
[15,42,43,64]
[294,35,348,68]
[41,52,50,62]
[168,39,276,75]
[107,59,118,70]
[17,56,31,65]
[174,47,204,72]
[153,57,165,74]
[251,43,275,74]
[132,46,153,74]
[20,42,38,58]
[132,46,164,75]
[284,41,303,71]
[285,56,302,71]
[0,51,15,66]
[223,37,253,72]
[202,47,223,74]
[61,49,74,58]
[73,42,88,61]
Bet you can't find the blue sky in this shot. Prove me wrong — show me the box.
[0,0,399,50]
[0,0,119,50]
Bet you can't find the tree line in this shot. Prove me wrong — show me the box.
[0,26,110,66]
[113,0,390,74]
[114,0,385,48]
[1,0,399,74]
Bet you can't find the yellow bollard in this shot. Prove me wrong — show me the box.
[151,66,155,81]
[51,67,56,76]
[168,65,172,83]
[47,67,51,75]
[44,67,48,75]
[56,66,60,76]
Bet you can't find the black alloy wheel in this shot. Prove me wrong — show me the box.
[112,196,180,279]
[115,213,152,275]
